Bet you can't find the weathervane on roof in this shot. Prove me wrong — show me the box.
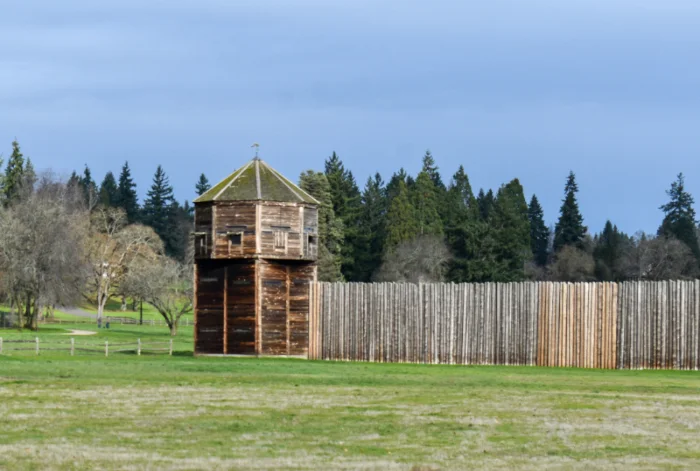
[251,142,260,159]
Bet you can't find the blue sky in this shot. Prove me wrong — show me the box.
[2,0,700,234]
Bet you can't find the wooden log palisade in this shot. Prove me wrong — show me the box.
[308,280,700,370]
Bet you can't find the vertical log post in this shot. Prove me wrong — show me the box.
[70,338,75,356]
[105,341,109,357]
[137,338,141,356]
[35,337,39,355]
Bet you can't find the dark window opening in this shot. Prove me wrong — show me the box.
[274,231,287,249]
[229,232,242,246]
[194,233,208,257]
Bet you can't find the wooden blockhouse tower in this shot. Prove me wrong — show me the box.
[193,158,318,355]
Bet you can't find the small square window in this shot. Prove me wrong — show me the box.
[274,231,287,249]
[229,233,242,246]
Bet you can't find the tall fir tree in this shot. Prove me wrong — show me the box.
[659,173,700,262]
[476,188,495,220]
[528,194,550,266]
[593,221,630,281]
[116,161,139,223]
[324,152,363,280]
[489,179,531,281]
[98,171,119,207]
[355,173,387,281]
[299,170,344,281]
[421,150,445,190]
[412,170,443,236]
[195,173,211,196]
[553,171,587,252]
[24,158,37,192]
[142,165,178,255]
[67,171,81,191]
[420,150,450,225]
[384,180,419,250]
[4,139,25,203]
[386,168,409,200]
[444,166,481,282]
[80,165,97,205]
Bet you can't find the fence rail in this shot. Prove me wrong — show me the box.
[0,337,173,356]
[310,280,700,370]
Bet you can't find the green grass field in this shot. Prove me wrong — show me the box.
[2,324,700,469]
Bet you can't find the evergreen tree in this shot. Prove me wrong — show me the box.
[355,173,387,281]
[299,170,344,281]
[168,200,194,261]
[553,171,587,252]
[116,161,139,223]
[386,168,408,202]
[443,166,474,232]
[24,158,37,192]
[384,180,419,250]
[420,150,450,225]
[142,165,178,255]
[67,171,81,192]
[659,173,700,262]
[421,150,445,190]
[80,165,97,205]
[195,173,211,196]
[593,221,630,281]
[444,166,480,281]
[489,179,531,281]
[4,140,25,202]
[528,194,550,266]
[98,171,119,207]
[324,152,363,280]
[412,170,443,236]
[476,188,495,220]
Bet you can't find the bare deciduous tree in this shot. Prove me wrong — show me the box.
[86,207,163,322]
[623,233,698,280]
[121,256,193,335]
[548,245,595,282]
[374,235,451,283]
[0,175,89,329]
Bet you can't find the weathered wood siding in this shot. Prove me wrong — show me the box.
[194,203,213,258]
[212,203,257,258]
[288,264,316,356]
[260,203,301,258]
[303,207,318,259]
[226,262,256,354]
[194,261,225,353]
[259,261,316,355]
[310,281,700,370]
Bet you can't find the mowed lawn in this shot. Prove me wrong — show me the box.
[2,326,700,469]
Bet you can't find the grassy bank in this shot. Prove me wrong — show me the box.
[1,349,700,469]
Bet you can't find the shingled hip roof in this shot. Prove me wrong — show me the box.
[194,158,319,204]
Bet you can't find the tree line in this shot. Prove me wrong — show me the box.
[297,151,700,283]
[1,139,698,333]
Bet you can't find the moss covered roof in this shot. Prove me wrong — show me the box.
[194,159,319,205]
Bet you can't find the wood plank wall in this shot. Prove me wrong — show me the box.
[309,281,700,370]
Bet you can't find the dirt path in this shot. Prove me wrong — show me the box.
[64,329,97,336]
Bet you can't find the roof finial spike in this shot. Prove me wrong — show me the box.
[251,142,260,160]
